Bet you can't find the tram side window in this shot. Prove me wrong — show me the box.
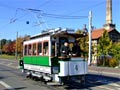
[43,42,49,55]
[33,43,37,55]
[28,44,32,55]
[24,45,27,55]
[51,41,55,56]
[38,43,42,55]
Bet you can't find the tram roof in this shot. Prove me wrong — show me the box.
[30,28,83,39]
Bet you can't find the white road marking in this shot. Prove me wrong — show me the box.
[0,62,18,69]
[95,83,120,90]
[0,80,13,89]
[0,62,4,64]
[109,83,120,87]
[8,63,12,66]
[96,85,115,90]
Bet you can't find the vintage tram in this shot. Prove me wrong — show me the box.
[20,28,88,84]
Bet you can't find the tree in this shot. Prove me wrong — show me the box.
[2,43,9,53]
[1,39,7,47]
[8,41,16,54]
[76,29,82,34]
[110,42,120,66]
[15,35,30,58]
[1,39,7,53]
[2,41,15,55]
[76,29,89,58]
[16,37,24,58]
[97,30,112,66]
[1,35,30,56]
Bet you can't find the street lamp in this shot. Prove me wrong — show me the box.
[82,24,88,61]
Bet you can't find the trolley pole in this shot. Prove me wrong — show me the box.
[88,11,92,65]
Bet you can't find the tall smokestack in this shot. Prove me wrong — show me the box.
[104,0,115,30]
[106,0,112,24]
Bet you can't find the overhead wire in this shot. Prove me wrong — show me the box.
[0,0,106,22]
[0,0,106,38]
[0,0,53,24]
[39,1,105,19]
[22,8,88,19]
[0,0,52,40]
[9,0,54,29]
[36,0,53,8]
[0,3,17,10]
[66,1,106,15]
[8,1,105,23]
[41,13,88,19]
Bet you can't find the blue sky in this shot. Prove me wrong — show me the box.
[0,0,120,40]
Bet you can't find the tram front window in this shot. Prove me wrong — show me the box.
[59,40,82,57]
[71,42,81,57]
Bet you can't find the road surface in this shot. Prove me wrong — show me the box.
[0,59,120,90]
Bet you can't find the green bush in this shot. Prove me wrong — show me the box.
[109,58,119,67]
[97,57,119,67]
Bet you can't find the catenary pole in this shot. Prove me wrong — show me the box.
[0,39,1,55]
[88,11,92,65]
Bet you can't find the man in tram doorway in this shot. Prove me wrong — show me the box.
[60,42,71,59]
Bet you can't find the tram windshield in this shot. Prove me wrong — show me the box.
[51,36,82,57]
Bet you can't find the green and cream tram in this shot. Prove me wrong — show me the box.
[20,28,88,84]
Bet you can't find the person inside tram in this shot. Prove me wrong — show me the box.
[60,42,71,58]
[72,41,81,57]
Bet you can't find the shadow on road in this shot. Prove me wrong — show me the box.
[3,87,26,90]
[14,87,27,90]
[0,77,5,80]
[0,76,11,80]
[60,74,120,89]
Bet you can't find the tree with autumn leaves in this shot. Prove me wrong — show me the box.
[2,41,15,55]
[1,35,30,56]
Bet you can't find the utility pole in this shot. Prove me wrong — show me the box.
[0,39,2,55]
[88,11,92,65]
[15,31,18,60]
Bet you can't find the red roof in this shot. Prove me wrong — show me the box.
[92,28,113,39]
